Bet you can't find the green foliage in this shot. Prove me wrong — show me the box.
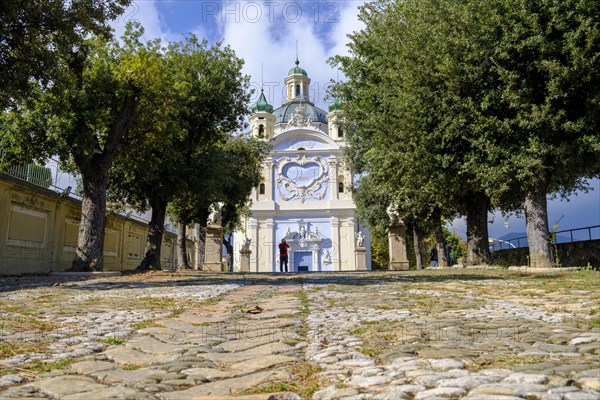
[444,229,466,264]
[0,21,170,172]
[0,0,131,108]
[332,0,600,267]
[370,233,390,270]
[109,35,259,223]
[98,337,125,345]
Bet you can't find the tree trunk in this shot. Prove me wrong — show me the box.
[524,183,554,268]
[412,225,423,269]
[465,192,492,266]
[138,197,167,271]
[66,52,141,272]
[432,208,449,267]
[177,213,190,269]
[71,171,108,271]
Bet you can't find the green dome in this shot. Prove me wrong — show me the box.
[272,102,328,124]
[328,97,343,112]
[251,89,273,113]
[288,59,308,76]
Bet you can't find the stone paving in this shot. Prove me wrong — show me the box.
[0,269,599,399]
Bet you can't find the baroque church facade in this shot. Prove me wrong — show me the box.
[233,61,370,272]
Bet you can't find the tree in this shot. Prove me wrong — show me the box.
[331,0,490,267]
[334,0,599,268]
[169,137,269,270]
[0,0,131,108]
[109,36,252,271]
[472,0,600,267]
[1,22,170,271]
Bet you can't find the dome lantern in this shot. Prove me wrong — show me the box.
[284,59,311,104]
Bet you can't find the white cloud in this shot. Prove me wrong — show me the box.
[111,0,181,44]
[216,0,366,110]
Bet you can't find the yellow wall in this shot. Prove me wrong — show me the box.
[0,177,194,274]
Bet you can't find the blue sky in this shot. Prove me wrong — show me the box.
[112,1,600,240]
[112,1,366,109]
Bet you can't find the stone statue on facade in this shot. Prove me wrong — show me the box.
[355,231,365,248]
[299,225,307,239]
[208,202,224,226]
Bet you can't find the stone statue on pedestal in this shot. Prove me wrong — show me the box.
[208,202,224,226]
[242,237,251,252]
[355,231,365,247]
[387,203,404,226]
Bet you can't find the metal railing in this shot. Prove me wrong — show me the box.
[1,154,83,200]
[0,154,151,224]
[491,225,600,251]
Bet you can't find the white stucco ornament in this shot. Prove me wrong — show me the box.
[276,154,329,203]
[285,103,313,130]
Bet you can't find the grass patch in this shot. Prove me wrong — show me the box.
[240,361,323,398]
[298,290,310,315]
[122,363,141,370]
[98,337,125,345]
[357,344,382,358]
[139,296,178,309]
[202,296,224,306]
[587,318,600,327]
[349,327,368,336]
[0,340,51,359]
[131,320,162,330]
[0,304,36,315]
[22,358,75,374]
[276,313,299,319]
[0,316,58,332]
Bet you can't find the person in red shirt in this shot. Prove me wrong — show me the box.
[278,238,290,272]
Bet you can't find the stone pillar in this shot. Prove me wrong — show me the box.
[328,158,339,200]
[240,247,251,272]
[331,217,341,271]
[0,184,10,274]
[355,247,367,271]
[347,218,356,270]
[265,159,274,201]
[204,225,225,272]
[249,218,258,272]
[264,219,274,272]
[388,223,409,270]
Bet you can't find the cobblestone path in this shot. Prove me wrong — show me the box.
[0,269,599,399]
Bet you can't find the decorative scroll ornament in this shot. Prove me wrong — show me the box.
[276,154,329,203]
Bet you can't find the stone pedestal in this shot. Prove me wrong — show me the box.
[388,223,409,270]
[240,248,251,272]
[355,247,367,271]
[204,225,225,272]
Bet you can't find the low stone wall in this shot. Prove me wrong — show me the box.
[0,175,195,274]
[492,239,600,268]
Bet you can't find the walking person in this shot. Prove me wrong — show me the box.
[278,238,290,272]
[429,247,438,267]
